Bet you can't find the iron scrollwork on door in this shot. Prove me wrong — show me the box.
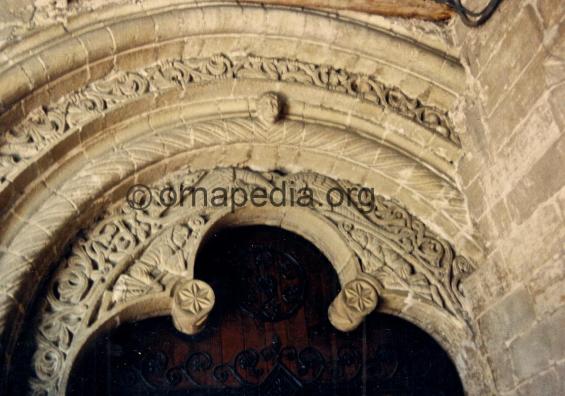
[67,226,464,395]
[120,336,364,396]
[236,246,307,323]
[113,333,408,396]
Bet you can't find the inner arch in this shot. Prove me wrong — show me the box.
[67,225,464,395]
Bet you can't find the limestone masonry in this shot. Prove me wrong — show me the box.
[0,1,563,395]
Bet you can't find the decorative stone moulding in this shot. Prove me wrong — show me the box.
[0,2,464,113]
[0,103,484,393]
[172,279,216,335]
[0,3,491,393]
[0,111,484,393]
[0,53,460,187]
[22,166,479,394]
[0,106,479,386]
[329,278,380,332]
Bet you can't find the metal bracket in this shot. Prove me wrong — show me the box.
[437,0,503,26]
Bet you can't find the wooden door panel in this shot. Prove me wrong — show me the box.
[68,226,463,396]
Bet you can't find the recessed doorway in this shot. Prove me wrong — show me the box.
[68,226,464,395]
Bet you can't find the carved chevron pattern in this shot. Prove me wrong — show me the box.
[0,53,459,185]
[0,116,469,395]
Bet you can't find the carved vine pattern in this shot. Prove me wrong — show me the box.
[1,53,459,183]
[28,168,474,395]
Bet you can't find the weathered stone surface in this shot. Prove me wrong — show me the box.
[489,198,512,239]
[510,322,552,381]
[480,5,544,111]
[478,286,536,351]
[506,133,565,224]
[548,83,565,131]
[528,253,565,317]
[545,307,565,362]
[489,100,560,200]
[498,200,565,285]
[515,368,561,396]
[240,0,453,19]
[558,184,565,219]
[537,0,565,28]
[0,0,34,49]
[486,346,515,392]
[485,51,548,151]
[0,0,563,394]
[481,250,511,302]
[557,360,565,394]
[458,0,522,76]
[453,0,565,392]
[464,177,487,221]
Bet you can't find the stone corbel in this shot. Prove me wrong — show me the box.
[328,278,379,332]
[171,279,215,335]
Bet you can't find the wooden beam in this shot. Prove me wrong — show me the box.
[237,0,453,21]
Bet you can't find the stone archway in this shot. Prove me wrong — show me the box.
[0,2,495,395]
[66,224,466,395]
[20,166,483,395]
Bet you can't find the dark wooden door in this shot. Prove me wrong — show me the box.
[68,226,464,395]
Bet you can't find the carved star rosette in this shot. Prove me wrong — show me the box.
[343,279,378,314]
[328,279,378,332]
[172,279,215,335]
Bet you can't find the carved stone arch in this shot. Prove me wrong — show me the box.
[0,111,489,394]
[199,205,361,285]
[0,106,488,394]
[0,84,482,359]
[213,206,483,386]
[22,166,483,395]
[0,2,494,394]
[0,2,464,119]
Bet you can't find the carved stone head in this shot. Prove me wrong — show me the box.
[257,92,283,124]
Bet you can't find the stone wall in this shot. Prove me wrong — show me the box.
[0,0,452,49]
[0,3,489,393]
[452,1,565,394]
[0,0,564,394]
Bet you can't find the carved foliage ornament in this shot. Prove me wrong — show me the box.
[1,53,459,183]
[27,167,474,394]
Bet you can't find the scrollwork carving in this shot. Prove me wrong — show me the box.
[0,54,459,185]
[111,216,208,306]
[27,168,473,394]
[338,220,458,316]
